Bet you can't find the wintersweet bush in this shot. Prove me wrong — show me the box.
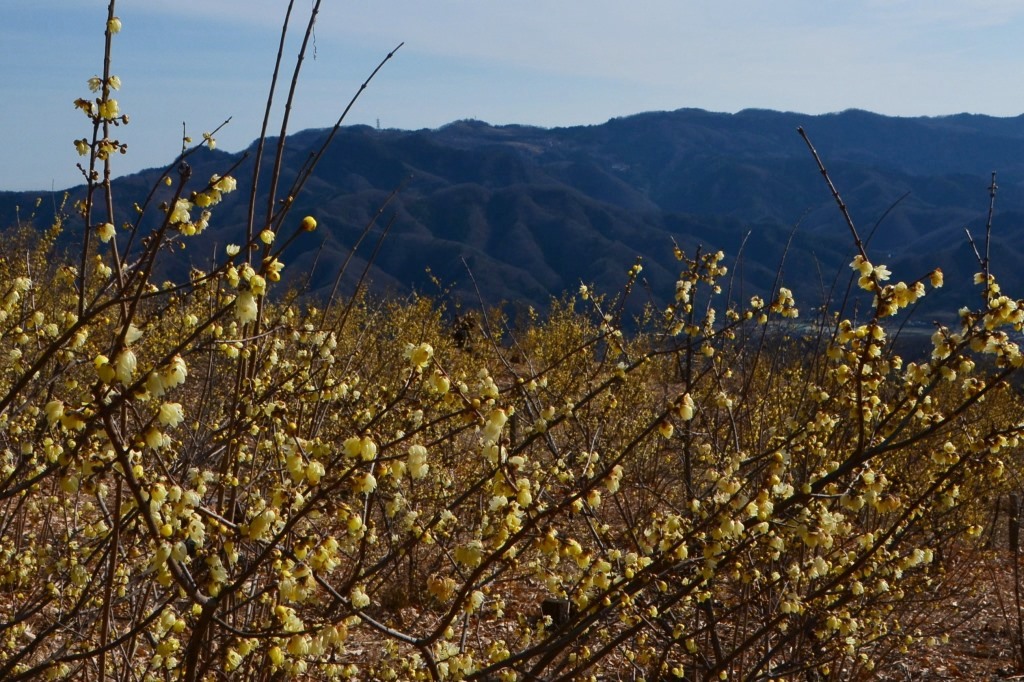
[3,2,1024,681]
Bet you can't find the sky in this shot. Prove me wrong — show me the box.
[3,1,1024,191]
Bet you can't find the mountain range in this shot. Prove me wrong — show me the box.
[4,107,1024,323]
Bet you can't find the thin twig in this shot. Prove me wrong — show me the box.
[797,126,867,261]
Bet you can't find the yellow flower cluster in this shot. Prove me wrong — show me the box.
[10,4,1024,680]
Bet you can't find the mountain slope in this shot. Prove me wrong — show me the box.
[3,108,1023,318]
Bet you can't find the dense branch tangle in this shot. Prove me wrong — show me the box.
[3,3,1024,682]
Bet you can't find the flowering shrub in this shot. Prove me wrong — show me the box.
[2,2,1024,681]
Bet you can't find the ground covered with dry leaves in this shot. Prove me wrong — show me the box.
[864,544,1024,681]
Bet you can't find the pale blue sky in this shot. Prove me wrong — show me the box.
[3,1,1024,191]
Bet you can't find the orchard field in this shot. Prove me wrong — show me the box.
[4,3,1024,680]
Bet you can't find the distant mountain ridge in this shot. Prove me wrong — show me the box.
[4,107,1024,319]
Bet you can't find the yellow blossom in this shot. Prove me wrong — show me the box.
[408,444,429,479]
[455,540,484,568]
[248,509,276,539]
[354,472,377,494]
[144,427,167,449]
[97,222,115,243]
[405,342,434,370]
[45,400,65,426]
[214,175,237,193]
[249,275,267,296]
[264,258,284,282]
[677,393,695,421]
[169,199,192,224]
[344,436,378,461]
[193,192,215,208]
[427,371,450,395]
[94,354,116,384]
[350,585,371,609]
[98,98,120,120]
[114,349,137,383]
[850,255,873,277]
[483,408,508,444]
[158,402,184,427]
[234,291,258,323]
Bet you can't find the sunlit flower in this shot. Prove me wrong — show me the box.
[163,355,188,389]
[344,436,377,461]
[114,349,136,384]
[249,275,267,296]
[354,472,377,494]
[408,444,429,479]
[350,585,371,609]
[426,371,450,395]
[259,229,275,245]
[677,393,695,421]
[158,402,184,427]
[125,324,144,345]
[98,98,119,120]
[234,290,258,323]
[301,216,317,231]
[305,461,325,485]
[107,16,122,34]
[94,354,116,384]
[45,399,65,426]
[405,342,434,370]
[144,427,167,449]
[224,649,242,672]
[850,255,872,277]
[264,258,284,282]
[97,222,115,243]
[194,210,210,233]
[169,198,192,224]
[455,540,484,568]
[214,175,237,193]
[193,191,216,208]
[467,590,485,613]
[483,408,508,444]
[248,509,276,539]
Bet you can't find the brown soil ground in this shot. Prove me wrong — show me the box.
[877,552,1023,681]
